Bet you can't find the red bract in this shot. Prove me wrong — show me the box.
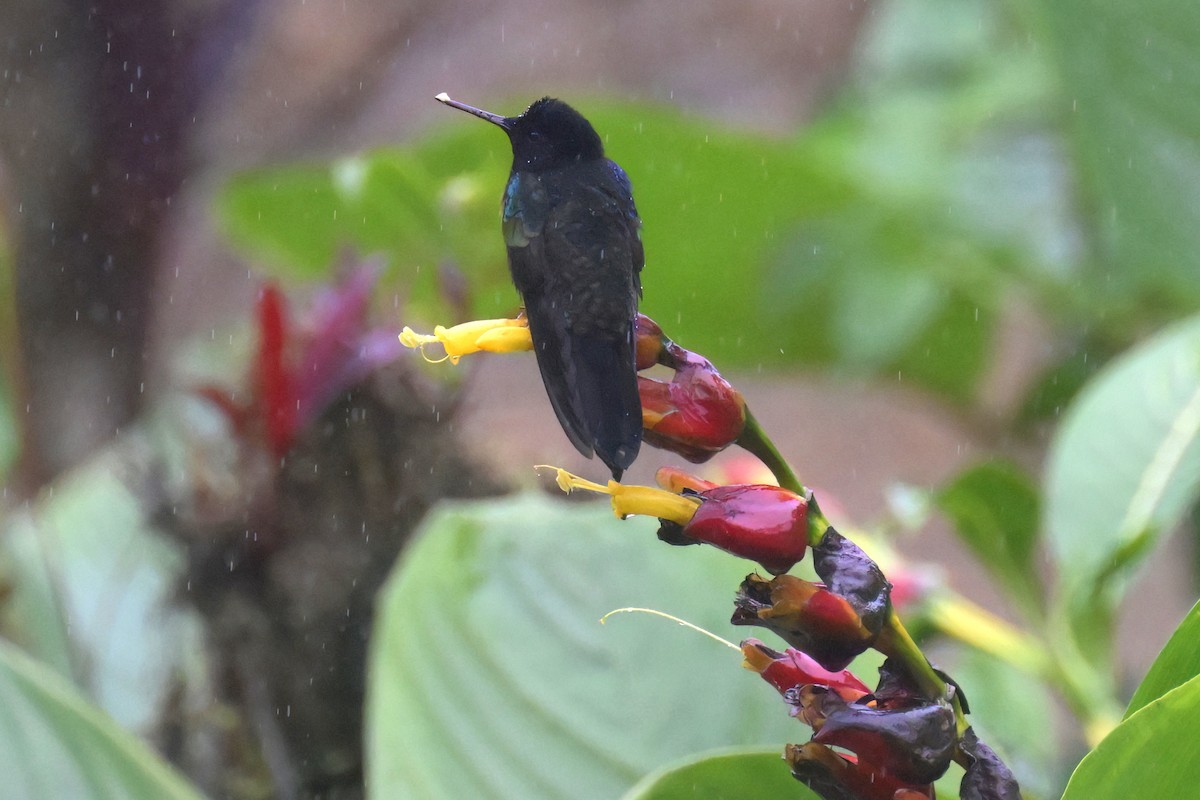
[786,742,934,800]
[257,283,297,459]
[639,356,746,462]
[634,313,746,462]
[732,573,875,671]
[740,639,871,701]
[656,484,808,575]
[812,701,957,785]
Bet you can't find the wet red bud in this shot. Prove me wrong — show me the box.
[812,527,892,640]
[786,742,934,800]
[812,701,957,785]
[658,484,808,574]
[639,351,746,463]
[741,639,871,702]
[732,574,875,671]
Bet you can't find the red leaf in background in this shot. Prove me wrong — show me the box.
[257,282,296,459]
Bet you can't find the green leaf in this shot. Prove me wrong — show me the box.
[1016,348,1105,431]
[0,638,203,800]
[0,454,194,732]
[365,494,810,800]
[935,460,1043,617]
[770,202,998,403]
[619,747,812,800]
[889,289,993,404]
[1125,598,1200,719]
[1035,0,1200,318]
[1061,673,1200,800]
[1044,313,1200,653]
[219,166,350,276]
[597,107,840,369]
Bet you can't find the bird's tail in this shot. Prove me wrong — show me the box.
[525,299,642,480]
[571,333,642,480]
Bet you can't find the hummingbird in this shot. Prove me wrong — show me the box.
[435,92,644,480]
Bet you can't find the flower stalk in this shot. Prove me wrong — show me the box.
[737,406,830,547]
[408,309,1026,798]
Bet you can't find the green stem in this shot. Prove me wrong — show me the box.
[737,405,830,546]
[876,609,970,736]
[737,405,804,494]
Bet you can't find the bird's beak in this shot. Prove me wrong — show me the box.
[435,92,513,131]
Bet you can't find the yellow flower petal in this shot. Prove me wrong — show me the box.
[611,484,700,525]
[399,318,531,364]
[538,466,700,526]
[475,325,534,353]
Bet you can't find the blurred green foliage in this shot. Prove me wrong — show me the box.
[218,0,1200,414]
[0,639,203,800]
[934,460,1043,620]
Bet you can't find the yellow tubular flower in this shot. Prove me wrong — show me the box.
[399,317,532,364]
[541,467,700,525]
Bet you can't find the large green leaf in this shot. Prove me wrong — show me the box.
[620,747,811,800]
[0,452,195,733]
[0,638,203,800]
[1060,673,1200,800]
[935,460,1043,618]
[1035,0,1200,317]
[365,494,815,800]
[1044,313,1200,653]
[1124,598,1200,720]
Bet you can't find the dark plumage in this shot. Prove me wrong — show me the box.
[437,93,644,479]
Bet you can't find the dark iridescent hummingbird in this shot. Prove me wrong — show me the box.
[435,92,644,480]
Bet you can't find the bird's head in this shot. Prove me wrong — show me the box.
[436,93,604,172]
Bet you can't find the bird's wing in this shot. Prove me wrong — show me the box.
[536,185,643,477]
[503,167,644,478]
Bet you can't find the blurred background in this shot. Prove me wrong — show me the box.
[1,0,1198,798]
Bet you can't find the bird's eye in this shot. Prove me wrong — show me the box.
[529,130,543,141]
